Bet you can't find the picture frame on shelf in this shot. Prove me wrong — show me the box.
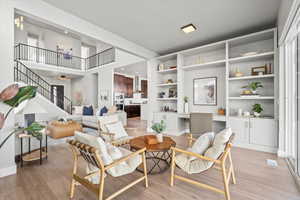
[251,66,267,75]
[193,77,217,105]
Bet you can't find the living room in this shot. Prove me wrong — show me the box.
[0,0,299,200]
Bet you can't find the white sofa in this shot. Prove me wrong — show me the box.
[67,111,127,129]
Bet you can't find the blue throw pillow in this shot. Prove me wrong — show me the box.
[83,106,93,116]
[100,106,108,116]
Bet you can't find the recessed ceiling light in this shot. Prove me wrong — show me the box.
[181,24,197,34]
[64,30,69,34]
[121,68,125,71]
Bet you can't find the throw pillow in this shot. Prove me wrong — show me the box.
[213,128,232,147]
[188,132,215,161]
[100,106,108,116]
[105,121,128,140]
[83,105,93,116]
[73,106,83,115]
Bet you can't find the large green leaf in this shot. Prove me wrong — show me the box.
[4,86,37,107]
[24,122,45,140]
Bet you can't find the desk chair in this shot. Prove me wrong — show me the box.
[188,113,213,146]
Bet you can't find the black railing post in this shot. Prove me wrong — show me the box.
[18,44,21,60]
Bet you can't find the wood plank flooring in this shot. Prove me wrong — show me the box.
[0,118,299,200]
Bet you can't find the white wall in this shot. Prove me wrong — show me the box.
[42,76,72,99]
[71,74,98,108]
[0,0,16,177]
[277,0,294,38]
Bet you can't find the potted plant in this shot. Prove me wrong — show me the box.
[242,82,263,94]
[184,96,189,113]
[151,120,166,143]
[252,103,263,117]
[0,84,45,150]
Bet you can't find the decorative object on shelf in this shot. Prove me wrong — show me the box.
[193,77,217,105]
[144,135,158,145]
[168,87,177,98]
[238,108,243,117]
[252,103,263,117]
[234,67,243,77]
[166,79,174,84]
[242,81,263,95]
[266,63,273,74]
[169,66,177,69]
[251,65,267,75]
[196,56,205,64]
[217,108,225,115]
[184,96,189,114]
[0,84,45,150]
[158,92,166,98]
[158,63,165,71]
[243,111,250,117]
[240,51,258,57]
[100,90,109,101]
[151,120,166,143]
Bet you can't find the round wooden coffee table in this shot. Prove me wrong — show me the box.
[130,135,176,174]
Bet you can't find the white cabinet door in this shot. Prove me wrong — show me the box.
[166,113,178,132]
[228,117,249,144]
[250,118,277,148]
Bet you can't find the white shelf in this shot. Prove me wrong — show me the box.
[182,60,226,71]
[157,68,177,74]
[156,98,178,101]
[228,51,274,63]
[229,96,275,100]
[229,74,275,81]
[156,83,177,87]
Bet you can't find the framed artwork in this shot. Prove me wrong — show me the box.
[193,77,217,105]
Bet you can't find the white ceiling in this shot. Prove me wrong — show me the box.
[41,0,281,54]
[114,61,147,78]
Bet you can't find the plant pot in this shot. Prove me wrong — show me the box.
[253,112,261,117]
[184,102,189,113]
[251,90,257,94]
[156,133,163,143]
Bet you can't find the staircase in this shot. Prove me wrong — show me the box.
[14,60,72,114]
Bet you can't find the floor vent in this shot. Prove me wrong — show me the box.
[266,159,278,167]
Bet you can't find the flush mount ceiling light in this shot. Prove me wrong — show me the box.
[64,30,69,34]
[181,23,197,34]
[58,75,70,80]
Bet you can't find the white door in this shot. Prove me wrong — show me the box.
[228,117,249,144]
[249,118,277,148]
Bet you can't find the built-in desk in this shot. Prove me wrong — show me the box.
[178,113,226,122]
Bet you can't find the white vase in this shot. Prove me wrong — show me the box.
[254,112,261,117]
[184,102,189,113]
[156,133,163,143]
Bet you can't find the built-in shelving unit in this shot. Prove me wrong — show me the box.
[148,28,278,152]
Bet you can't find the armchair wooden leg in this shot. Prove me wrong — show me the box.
[170,149,176,186]
[187,133,193,147]
[70,178,76,198]
[222,163,231,200]
[70,147,78,199]
[228,152,236,184]
[98,170,105,200]
[142,151,149,188]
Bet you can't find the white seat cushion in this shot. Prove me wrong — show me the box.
[73,106,83,115]
[105,121,128,140]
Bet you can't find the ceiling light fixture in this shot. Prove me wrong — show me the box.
[64,30,69,34]
[15,16,24,30]
[58,75,70,80]
[181,23,197,34]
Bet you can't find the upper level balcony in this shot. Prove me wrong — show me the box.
[14,43,115,71]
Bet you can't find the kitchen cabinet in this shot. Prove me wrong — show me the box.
[141,80,148,98]
[124,105,140,118]
[114,74,133,98]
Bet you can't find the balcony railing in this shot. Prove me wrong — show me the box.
[14,43,115,71]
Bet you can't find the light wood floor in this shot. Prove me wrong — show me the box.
[0,118,299,200]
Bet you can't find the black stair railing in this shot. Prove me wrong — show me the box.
[14,43,115,70]
[14,60,72,114]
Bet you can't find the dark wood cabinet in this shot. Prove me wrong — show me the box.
[141,80,148,98]
[125,105,141,118]
[114,74,133,98]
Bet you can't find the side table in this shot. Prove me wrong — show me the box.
[18,132,48,167]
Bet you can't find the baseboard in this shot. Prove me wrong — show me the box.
[0,165,16,178]
[277,150,287,158]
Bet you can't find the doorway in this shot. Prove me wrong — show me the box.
[51,85,64,110]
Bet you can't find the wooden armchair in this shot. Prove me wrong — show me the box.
[97,114,133,146]
[68,140,148,200]
[170,133,236,200]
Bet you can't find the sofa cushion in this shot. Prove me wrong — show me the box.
[106,121,128,140]
[83,105,93,116]
[97,114,119,132]
[73,106,83,115]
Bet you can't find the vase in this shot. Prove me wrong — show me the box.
[184,102,189,113]
[156,133,163,143]
[254,112,261,117]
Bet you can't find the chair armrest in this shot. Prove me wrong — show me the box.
[104,148,146,170]
[100,132,115,137]
[171,147,221,164]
